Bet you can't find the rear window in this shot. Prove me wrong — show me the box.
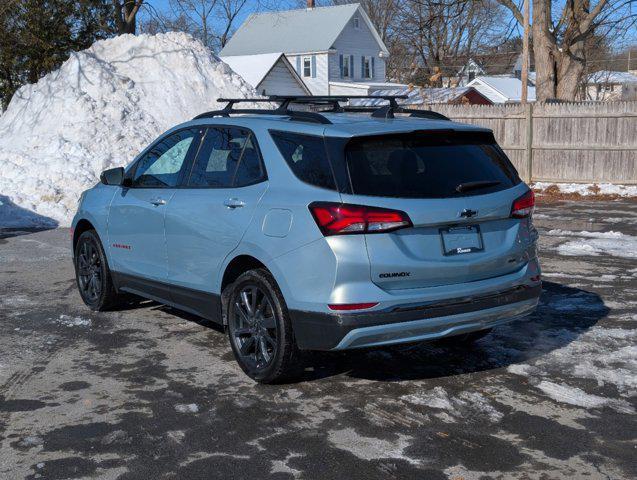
[270,131,336,190]
[345,131,520,198]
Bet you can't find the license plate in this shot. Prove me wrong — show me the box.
[440,225,483,256]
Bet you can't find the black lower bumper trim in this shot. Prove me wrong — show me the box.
[289,283,542,351]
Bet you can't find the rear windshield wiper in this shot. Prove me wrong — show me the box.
[456,180,501,193]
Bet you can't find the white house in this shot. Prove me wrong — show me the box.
[584,70,637,101]
[219,2,393,95]
[466,76,536,103]
[221,52,310,96]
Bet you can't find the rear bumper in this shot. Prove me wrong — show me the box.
[289,283,541,350]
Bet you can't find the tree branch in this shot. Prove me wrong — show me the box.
[495,0,524,24]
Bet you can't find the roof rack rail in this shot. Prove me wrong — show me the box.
[192,95,450,123]
[193,98,332,124]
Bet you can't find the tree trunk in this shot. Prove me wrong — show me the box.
[556,51,585,100]
[532,0,556,101]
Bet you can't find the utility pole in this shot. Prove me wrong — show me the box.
[521,0,530,103]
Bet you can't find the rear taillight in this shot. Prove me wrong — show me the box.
[511,190,535,218]
[309,202,412,236]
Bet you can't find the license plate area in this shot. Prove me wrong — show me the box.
[440,225,483,256]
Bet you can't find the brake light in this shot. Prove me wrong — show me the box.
[309,202,412,236]
[328,302,379,311]
[511,190,535,218]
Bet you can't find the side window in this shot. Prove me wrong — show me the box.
[270,131,336,191]
[132,129,198,188]
[187,127,265,188]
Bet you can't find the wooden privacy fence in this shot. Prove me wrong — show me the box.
[418,101,637,184]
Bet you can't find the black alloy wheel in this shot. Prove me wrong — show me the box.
[76,237,103,303]
[74,230,120,311]
[226,269,301,383]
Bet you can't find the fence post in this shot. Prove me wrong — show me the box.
[525,102,533,183]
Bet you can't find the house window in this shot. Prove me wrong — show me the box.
[303,57,312,77]
[343,55,351,78]
[362,56,372,79]
[353,17,360,29]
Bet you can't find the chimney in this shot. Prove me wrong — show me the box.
[307,0,315,9]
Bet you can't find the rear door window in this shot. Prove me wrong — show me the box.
[345,131,520,198]
[270,131,336,190]
[187,127,265,187]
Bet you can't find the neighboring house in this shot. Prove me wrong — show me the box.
[467,76,536,103]
[441,51,526,87]
[350,86,492,106]
[221,52,310,96]
[454,58,485,86]
[219,2,392,95]
[584,70,637,101]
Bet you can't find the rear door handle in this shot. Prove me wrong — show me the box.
[224,198,245,209]
[149,197,166,206]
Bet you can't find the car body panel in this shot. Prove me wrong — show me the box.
[165,182,268,293]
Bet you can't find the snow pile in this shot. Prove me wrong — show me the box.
[533,182,637,197]
[0,32,256,227]
[546,229,637,259]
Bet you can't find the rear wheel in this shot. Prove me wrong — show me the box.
[226,269,301,384]
[74,230,121,311]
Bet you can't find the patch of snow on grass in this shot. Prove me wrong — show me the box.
[533,182,637,197]
[537,381,634,413]
[0,32,256,227]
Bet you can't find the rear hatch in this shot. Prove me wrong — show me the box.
[340,129,531,290]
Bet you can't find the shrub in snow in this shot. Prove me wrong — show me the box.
[0,32,256,228]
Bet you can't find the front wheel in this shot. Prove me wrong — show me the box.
[74,230,121,311]
[226,269,301,384]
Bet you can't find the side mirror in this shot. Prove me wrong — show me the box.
[100,167,130,187]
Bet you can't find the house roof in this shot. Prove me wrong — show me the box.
[467,76,536,103]
[348,86,490,105]
[221,52,309,93]
[587,70,637,84]
[219,3,388,56]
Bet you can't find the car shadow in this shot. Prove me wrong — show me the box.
[296,281,608,382]
[115,280,607,384]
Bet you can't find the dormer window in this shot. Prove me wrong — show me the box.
[353,17,360,29]
[303,57,312,77]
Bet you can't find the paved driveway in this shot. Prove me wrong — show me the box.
[0,199,635,479]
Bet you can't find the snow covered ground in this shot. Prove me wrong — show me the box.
[0,33,256,228]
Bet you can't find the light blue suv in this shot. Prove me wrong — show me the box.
[72,96,541,383]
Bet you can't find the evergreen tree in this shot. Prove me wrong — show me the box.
[0,0,114,110]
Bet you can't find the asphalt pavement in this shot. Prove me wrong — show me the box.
[0,199,635,479]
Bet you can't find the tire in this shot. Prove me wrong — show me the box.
[74,230,121,311]
[225,268,301,384]
[437,328,493,346]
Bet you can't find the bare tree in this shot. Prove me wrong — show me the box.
[497,0,637,101]
[168,0,217,47]
[397,0,507,85]
[112,0,144,34]
[166,0,252,50]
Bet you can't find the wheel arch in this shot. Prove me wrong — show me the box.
[72,218,96,252]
